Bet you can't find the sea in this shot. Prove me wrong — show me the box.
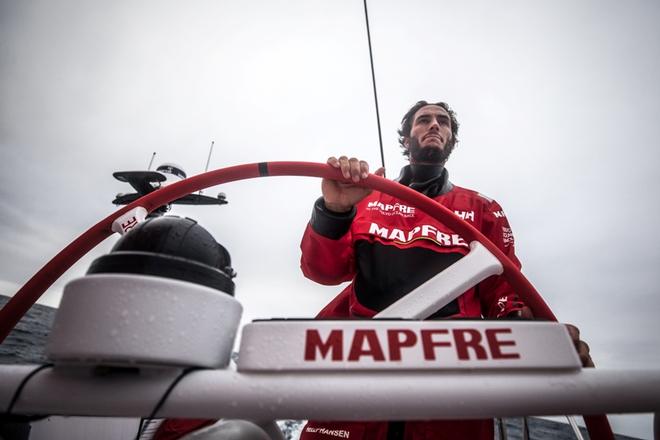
[0,295,641,439]
[0,295,55,365]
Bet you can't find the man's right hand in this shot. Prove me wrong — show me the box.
[322,156,385,213]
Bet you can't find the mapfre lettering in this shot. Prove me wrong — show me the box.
[304,328,520,362]
[368,222,468,247]
[366,201,415,217]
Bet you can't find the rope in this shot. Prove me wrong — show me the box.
[134,367,202,440]
[5,363,53,415]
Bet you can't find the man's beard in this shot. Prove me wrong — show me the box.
[408,136,454,165]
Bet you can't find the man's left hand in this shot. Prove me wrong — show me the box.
[565,323,595,367]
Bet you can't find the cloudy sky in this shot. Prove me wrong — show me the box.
[1,0,659,437]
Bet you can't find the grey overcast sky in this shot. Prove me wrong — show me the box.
[1,0,659,437]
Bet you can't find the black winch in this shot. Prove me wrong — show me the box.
[87,216,236,295]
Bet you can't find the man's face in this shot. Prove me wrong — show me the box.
[406,105,454,164]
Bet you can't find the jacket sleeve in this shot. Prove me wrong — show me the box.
[300,198,357,285]
[477,200,526,318]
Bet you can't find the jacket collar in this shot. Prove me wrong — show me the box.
[395,164,454,197]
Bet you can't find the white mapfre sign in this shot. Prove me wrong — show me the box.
[237,320,581,371]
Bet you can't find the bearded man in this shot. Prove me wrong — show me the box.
[299,100,580,440]
[301,101,525,323]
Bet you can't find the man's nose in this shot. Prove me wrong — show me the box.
[429,118,440,131]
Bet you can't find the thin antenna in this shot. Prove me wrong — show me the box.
[204,140,215,173]
[199,141,215,194]
[147,152,157,170]
[363,0,386,175]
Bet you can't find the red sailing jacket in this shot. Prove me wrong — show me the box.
[300,183,523,320]
[299,174,524,440]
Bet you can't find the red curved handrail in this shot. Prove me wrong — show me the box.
[0,161,612,439]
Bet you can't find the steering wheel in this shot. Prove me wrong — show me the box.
[0,161,612,439]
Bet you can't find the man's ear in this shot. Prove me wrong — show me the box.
[403,138,410,149]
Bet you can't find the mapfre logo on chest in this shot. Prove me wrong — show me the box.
[366,201,416,217]
[368,222,468,248]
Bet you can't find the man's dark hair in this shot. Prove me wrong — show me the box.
[398,101,460,158]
